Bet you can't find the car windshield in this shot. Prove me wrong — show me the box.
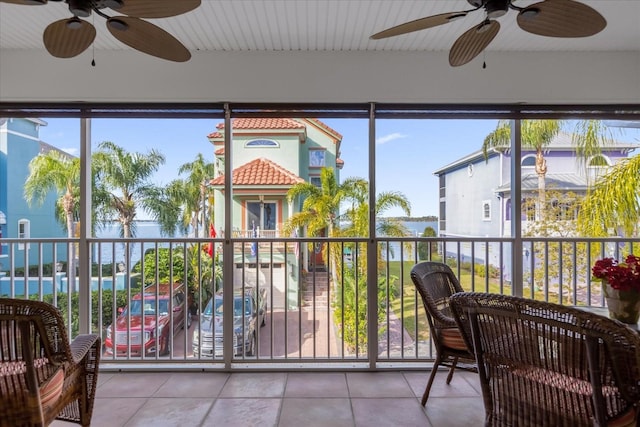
[204,297,253,317]
[125,298,169,316]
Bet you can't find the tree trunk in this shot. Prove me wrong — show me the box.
[535,150,547,221]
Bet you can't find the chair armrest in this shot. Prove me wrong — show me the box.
[70,334,100,365]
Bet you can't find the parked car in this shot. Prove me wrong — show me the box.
[192,286,267,357]
[104,283,191,357]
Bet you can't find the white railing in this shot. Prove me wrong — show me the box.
[0,235,635,369]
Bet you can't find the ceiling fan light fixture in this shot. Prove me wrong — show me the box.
[68,0,91,18]
[107,18,129,32]
[66,17,83,30]
[485,0,509,19]
[519,7,540,21]
[476,20,492,34]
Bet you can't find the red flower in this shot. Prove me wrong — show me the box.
[592,255,640,292]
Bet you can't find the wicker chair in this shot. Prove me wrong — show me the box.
[409,261,477,406]
[450,292,640,427]
[0,298,101,427]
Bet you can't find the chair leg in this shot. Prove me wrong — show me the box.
[446,356,459,384]
[422,355,442,406]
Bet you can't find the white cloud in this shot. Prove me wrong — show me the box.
[61,147,78,156]
[376,132,407,145]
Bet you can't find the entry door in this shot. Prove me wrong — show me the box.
[247,202,276,234]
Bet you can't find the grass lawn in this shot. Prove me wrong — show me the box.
[385,260,512,341]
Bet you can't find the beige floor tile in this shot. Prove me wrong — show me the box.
[284,372,349,398]
[352,397,430,427]
[219,372,286,398]
[80,371,483,427]
[279,398,354,427]
[97,372,171,398]
[124,397,214,427]
[346,372,414,398]
[153,372,229,398]
[204,398,281,427]
[403,370,480,399]
[424,396,486,427]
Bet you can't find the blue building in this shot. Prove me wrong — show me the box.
[0,117,68,270]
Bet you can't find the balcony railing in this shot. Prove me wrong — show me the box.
[0,235,635,369]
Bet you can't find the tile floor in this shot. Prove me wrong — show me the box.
[52,370,485,427]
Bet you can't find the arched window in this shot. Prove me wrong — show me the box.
[245,139,279,147]
[588,154,610,167]
[521,155,536,168]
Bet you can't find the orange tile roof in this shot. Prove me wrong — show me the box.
[210,158,304,186]
[207,118,305,138]
[306,118,343,141]
[215,147,224,155]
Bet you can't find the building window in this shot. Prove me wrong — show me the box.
[482,201,491,221]
[588,154,610,167]
[522,198,536,221]
[246,139,279,147]
[310,176,321,187]
[18,219,30,251]
[521,155,536,168]
[309,149,326,167]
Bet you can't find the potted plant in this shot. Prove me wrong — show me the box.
[592,254,640,323]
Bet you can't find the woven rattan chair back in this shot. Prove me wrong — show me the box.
[410,261,477,406]
[450,292,640,427]
[0,298,101,427]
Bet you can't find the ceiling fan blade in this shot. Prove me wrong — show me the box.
[449,20,500,67]
[107,16,190,62]
[0,0,47,4]
[115,0,200,18]
[517,0,606,38]
[370,11,469,40]
[43,18,95,58]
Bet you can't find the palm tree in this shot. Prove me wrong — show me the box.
[24,149,80,238]
[577,155,640,237]
[285,167,359,237]
[176,153,216,237]
[482,119,615,222]
[24,149,80,285]
[92,141,171,238]
[483,120,562,220]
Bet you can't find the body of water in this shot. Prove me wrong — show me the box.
[96,220,438,265]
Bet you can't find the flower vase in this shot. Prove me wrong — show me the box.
[603,284,640,324]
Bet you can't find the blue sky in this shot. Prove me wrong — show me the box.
[38,117,640,218]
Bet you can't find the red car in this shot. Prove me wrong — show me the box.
[104,283,191,357]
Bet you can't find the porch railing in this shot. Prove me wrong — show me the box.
[0,235,635,369]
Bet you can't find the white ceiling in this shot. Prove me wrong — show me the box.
[1,0,638,56]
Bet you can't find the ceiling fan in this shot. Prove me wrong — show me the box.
[0,0,200,62]
[370,0,607,67]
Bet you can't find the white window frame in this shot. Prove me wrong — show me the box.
[18,218,30,251]
[482,200,491,221]
[521,155,536,168]
[309,149,326,168]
